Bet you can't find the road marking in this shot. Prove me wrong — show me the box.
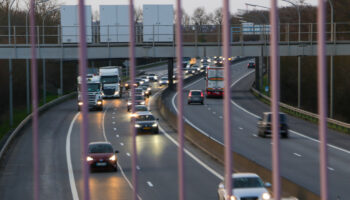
[113,128,117,131]
[120,142,124,146]
[147,181,154,187]
[212,112,216,115]
[112,116,115,119]
[238,127,243,130]
[230,70,350,156]
[112,112,116,114]
[136,165,141,170]
[66,113,80,200]
[253,134,258,137]
[208,107,211,111]
[328,167,335,171]
[293,153,302,157]
[126,152,131,157]
[205,104,208,107]
[116,134,119,138]
[219,116,223,119]
[112,121,116,124]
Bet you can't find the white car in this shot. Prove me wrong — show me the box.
[218,173,271,200]
[146,73,158,81]
[158,77,169,86]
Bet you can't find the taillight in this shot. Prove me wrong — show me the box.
[201,92,204,97]
[189,92,192,97]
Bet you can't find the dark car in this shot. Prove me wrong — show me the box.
[257,112,289,138]
[146,73,158,82]
[134,111,159,134]
[127,95,146,112]
[135,78,144,86]
[124,81,137,90]
[86,142,119,172]
[140,85,152,97]
[188,90,204,104]
[247,61,256,68]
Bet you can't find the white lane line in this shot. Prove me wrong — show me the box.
[102,103,142,200]
[328,167,335,171]
[66,113,80,200]
[293,153,302,157]
[120,142,124,146]
[208,108,211,111]
[112,116,115,119]
[136,165,141,170]
[238,127,243,130]
[212,112,216,115]
[112,121,116,124]
[116,134,119,138]
[159,126,224,180]
[113,128,117,131]
[219,116,223,119]
[253,134,258,137]
[147,181,154,187]
[126,152,131,157]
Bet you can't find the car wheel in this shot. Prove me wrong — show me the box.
[188,101,190,105]
[154,128,159,134]
[77,107,80,111]
[282,133,289,138]
[201,101,204,105]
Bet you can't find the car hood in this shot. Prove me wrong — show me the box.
[136,121,156,125]
[88,153,114,160]
[233,187,268,198]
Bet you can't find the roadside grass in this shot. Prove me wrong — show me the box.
[251,81,350,134]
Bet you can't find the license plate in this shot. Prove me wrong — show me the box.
[143,127,151,130]
[96,162,107,166]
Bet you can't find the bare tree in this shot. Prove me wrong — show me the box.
[210,8,223,25]
[135,6,142,23]
[191,7,210,25]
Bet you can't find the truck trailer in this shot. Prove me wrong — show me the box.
[205,66,224,98]
[99,66,123,98]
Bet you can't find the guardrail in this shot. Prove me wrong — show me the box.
[155,61,319,199]
[0,92,76,160]
[251,87,350,133]
[0,22,349,45]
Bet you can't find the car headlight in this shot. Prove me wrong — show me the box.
[78,101,83,106]
[145,91,149,94]
[109,155,116,161]
[97,100,102,105]
[230,195,237,200]
[147,87,151,91]
[114,91,119,95]
[135,124,141,128]
[152,123,158,127]
[86,156,93,161]
[125,83,129,87]
[155,77,158,80]
[140,81,144,85]
[166,81,169,83]
[262,192,271,200]
[127,102,132,105]
[140,101,145,105]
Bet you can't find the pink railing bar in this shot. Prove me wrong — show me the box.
[270,0,281,199]
[222,0,232,198]
[175,0,185,199]
[77,1,90,200]
[317,0,329,199]
[128,1,138,200]
[29,0,39,199]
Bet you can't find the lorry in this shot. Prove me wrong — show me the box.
[205,66,224,98]
[99,66,123,98]
[77,74,103,111]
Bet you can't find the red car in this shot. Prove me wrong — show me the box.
[86,142,119,172]
[247,61,256,68]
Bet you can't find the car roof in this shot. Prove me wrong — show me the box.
[190,90,202,92]
[232,173,260,179]
[88,141,112,146]
[135,111,153,116]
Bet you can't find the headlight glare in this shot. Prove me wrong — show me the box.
[109,155,116,161]
[152,123,158,127]
[262,192,271,200]
[135,124,141,128]
[78,102,83,106]
[86,156,93,161]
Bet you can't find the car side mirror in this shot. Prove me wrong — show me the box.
[264,182,271,188]
[156,118,159,121]
[115,150,119,154]
[218,182,224,189]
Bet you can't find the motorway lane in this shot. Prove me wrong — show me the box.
[171,60,350,198]
[0,99,77,200]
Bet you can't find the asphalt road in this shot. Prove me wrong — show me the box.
[0,64,223,200]
[170,59,350,199]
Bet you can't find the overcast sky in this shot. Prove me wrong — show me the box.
[57,0,318,16]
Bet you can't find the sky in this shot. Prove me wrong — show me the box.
[57,0,318,16]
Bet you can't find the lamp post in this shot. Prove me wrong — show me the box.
[282,0,302,108]
[8,0,16,126]
[328,0,334,118]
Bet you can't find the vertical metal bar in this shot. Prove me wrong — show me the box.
[60,58,63,96]
[270,0,281,199]
[29,0,39,199]
[222,0,232,198]
[298,56,301,108]
[42,59,46,104]
[317,0,329,199]
[9,59,13,127]
[77,1,90,200]
[26,59,30,114]
[175,0,185,199]
[128,1,138,200]
[330,55,333,118]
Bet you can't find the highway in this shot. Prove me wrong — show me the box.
[0,64,223,200]
[169,59,350,199]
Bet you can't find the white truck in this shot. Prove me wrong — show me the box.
[60,5,93,43]
[205,66,224,98]
[77,74,103,111]
[99,66,122,98]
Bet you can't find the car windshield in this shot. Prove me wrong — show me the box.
[136,115,155,121]
[135,89,143,93]
[191,91,202,96]
[233,177,264,188]
[89,144,113,153]
[161,77,168,80]
[267,114,286,123]
[135,106,148,112]
[149,74,155,76]
[101,76,118,84]
[135,96,144,100]
[87,83,100,92]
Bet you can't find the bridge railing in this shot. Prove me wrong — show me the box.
[0,22,349,45]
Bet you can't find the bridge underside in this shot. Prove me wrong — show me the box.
[0,43,348,59]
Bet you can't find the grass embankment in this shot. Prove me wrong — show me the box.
[254,74,350,134]
[0,93,61,141]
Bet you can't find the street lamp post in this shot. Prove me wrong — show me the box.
[282,0,302,108]
[8,0,16,126]
[328,0,334,118]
